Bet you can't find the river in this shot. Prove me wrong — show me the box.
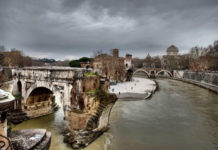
[12,79,218,150]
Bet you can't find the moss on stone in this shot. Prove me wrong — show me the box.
[86,89,97,94]
[0,96,8,100]
[83,72,97,77]
[13,94,22,99]
[95,89,116,102]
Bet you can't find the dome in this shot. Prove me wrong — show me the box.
[167,45,179,52]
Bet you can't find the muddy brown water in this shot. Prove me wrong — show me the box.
[13,79,218,150]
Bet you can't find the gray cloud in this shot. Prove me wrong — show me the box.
[0,0,218,60]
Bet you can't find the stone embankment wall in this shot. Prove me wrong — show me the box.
[25,105,55,118]
[173,70,218,93]
[97,103,115,131]
[66,111,90,130]
[183,71,218,86]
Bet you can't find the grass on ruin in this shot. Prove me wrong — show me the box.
[86,89,113,102]
[94,89,116,102]
[13,94,22,99]
[72,108,84,114]
[86,89,97,94]
[83,72,97,77]
[0,96,8,100]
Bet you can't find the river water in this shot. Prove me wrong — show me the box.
[12,79,218,150]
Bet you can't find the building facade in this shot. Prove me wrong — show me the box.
[124,54,132,70]
[166,45,179,56]
[161,45,180,70]
[93,49,132,81]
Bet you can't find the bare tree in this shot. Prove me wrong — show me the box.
[93,49,103,57]
[2,49,32,67]
[0,45,5,52]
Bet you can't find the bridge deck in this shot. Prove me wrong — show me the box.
[15,66,86,71]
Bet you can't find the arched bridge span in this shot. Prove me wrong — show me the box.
[133,68,173,78]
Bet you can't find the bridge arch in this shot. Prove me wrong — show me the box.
[156,70,173,77]
[24,83,54,104]
[26,87,54,105]
[133,69,149,78]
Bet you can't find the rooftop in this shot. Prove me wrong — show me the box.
[167,45,179,52]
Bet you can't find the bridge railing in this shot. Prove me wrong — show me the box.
[0,134,13,150]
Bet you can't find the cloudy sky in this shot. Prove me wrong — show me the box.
[0,0,218,60]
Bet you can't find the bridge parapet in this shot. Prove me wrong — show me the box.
[12,67,85,82]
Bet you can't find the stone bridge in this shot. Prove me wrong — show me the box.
[11,67,86,118]
[133,68,173,78]
[4,66,118,149]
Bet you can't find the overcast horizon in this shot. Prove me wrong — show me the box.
[1,0,218,60]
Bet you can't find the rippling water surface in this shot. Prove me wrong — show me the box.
[13,79,218,150]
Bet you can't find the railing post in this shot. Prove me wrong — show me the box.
[0,134,13,150]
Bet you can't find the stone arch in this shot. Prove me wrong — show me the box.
[17,81,22,95]
[26,87,53,105]
[156,70,173,77]
[12,79,23,96]
[150,70,156,75]
[126,63,128,68]
[24,83,54,103]
[133,69,149,78]
[86,65,90,69]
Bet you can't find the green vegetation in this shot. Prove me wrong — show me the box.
[86,89,97,94]
[95,89,110,102]
[86,89,111,102]
[69,60,81,67]
[13,94,22,99]
[84,72,97,77]
[0,96,8,100]
[69,57,92,67]
[79,57,92,62]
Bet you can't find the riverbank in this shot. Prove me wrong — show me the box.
[172,70,218,94]
[109,77,157,100]
[172,78,218,94]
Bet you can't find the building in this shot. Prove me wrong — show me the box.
[80,61,93,69]
[167,45,179,56]
[93,49,132,81]
[143,53,155,68]
[112,49,119,57]
[124,54,132,70]
[161,45,180,70]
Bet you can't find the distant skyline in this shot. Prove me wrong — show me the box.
[1,0,218,60]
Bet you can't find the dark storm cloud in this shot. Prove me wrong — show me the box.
[0,0,218,59]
